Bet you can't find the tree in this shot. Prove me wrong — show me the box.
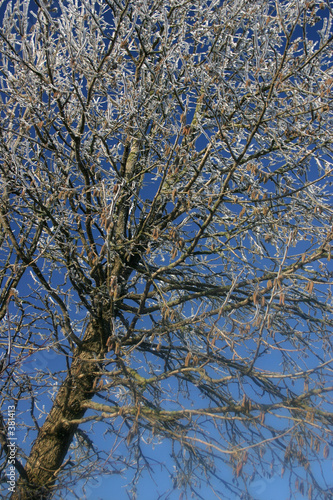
[0,0,332,498]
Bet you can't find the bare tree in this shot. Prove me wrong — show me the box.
[0,0,332,498]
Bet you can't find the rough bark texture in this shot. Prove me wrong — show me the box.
[12,317,111,500]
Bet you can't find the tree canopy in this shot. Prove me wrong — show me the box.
[0,0,332,498]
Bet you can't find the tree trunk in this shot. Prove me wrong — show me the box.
[11,136,140,498]
[12,316,111,500]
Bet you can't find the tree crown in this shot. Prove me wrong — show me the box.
[0,0,332,498]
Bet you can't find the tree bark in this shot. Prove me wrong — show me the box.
[12,316,111,500]
[11,137,140,499]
